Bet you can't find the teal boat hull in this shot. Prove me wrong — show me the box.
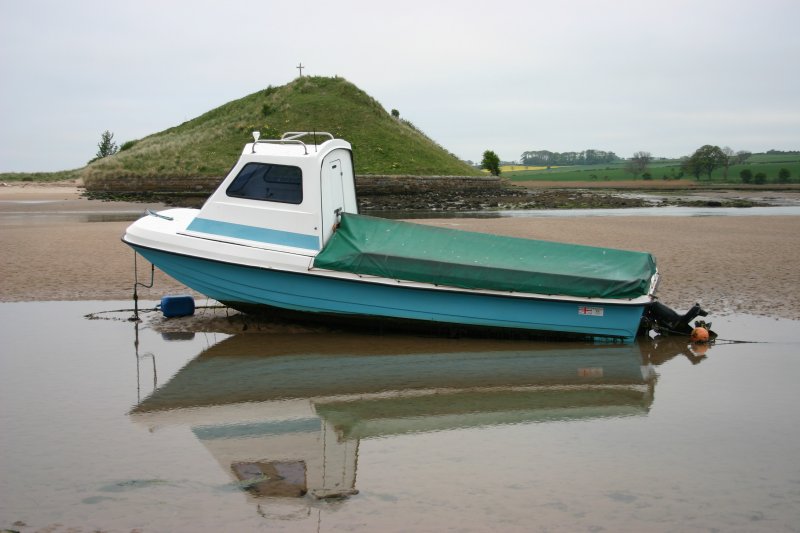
[129,245,647,341]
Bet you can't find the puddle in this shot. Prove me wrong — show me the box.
[1,301,799,531]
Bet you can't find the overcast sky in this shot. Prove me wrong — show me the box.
[1,0,798,172]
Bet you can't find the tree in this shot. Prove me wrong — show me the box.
[481,150,501,176]
[735,150,751,165]
[684,145,727,180]
[721,146,735,179]
[754,172,767,185]
[740,168,753,184]
[681,157,702,180]
[625,151,652,179]
[391,109,400,118]
[96,130,118,159]
[778,168,791,183]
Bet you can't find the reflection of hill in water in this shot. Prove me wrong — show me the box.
[130,333,694,500]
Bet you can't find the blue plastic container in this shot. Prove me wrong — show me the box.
[160,295,195,318]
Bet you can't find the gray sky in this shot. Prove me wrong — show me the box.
[1,0,798,172]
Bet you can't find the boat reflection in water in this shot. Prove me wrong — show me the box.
[130,332,703,505]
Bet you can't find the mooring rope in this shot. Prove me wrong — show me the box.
[131,252,155,321]
[84,304,227,321]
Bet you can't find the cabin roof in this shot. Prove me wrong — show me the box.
[243,136,351,160]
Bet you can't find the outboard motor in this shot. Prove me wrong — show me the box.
[641,301,712,337]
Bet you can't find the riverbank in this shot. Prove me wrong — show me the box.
[2,184,799,321]
[78,179,800,211]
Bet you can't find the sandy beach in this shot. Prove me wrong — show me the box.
[2,183,799,320]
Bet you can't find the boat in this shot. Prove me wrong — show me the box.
[123,131,667,341]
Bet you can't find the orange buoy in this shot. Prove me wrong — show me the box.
[691,326,710,343]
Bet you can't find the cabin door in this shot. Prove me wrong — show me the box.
[321,158,346,245]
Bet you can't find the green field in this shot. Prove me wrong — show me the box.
[505,154,800,184]
[744,153,800,163]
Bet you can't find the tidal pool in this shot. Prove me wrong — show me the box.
[1,301,799,532]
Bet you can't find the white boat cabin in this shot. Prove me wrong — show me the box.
[182,132,358,254]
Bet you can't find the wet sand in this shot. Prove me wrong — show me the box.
[2,184,799,320]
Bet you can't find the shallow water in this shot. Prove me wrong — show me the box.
[3,197,800,225]
[1,301,799,532]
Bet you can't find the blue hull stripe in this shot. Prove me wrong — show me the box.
[187,217,320,250]
[131,246,646,340]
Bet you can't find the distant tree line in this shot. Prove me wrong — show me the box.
[520,149,620,167]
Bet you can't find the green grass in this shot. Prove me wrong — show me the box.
[0,169,82,183]
[746,153,800,163]
[78,76,479,188]
[724,161,800,182]
[505,160,683,182]
[505,156,800,184]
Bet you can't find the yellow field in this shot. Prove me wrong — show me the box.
[500,165,556,172]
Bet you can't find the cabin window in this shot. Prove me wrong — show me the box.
[226,163,303,204]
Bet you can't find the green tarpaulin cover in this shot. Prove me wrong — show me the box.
[313,213,656,300]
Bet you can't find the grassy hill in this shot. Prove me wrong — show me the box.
[77,76,479,188]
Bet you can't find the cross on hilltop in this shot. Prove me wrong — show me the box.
[296,63,305,77]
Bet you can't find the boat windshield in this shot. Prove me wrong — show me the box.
[226,162,303,204]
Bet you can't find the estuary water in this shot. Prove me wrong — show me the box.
[1,301,799,532]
